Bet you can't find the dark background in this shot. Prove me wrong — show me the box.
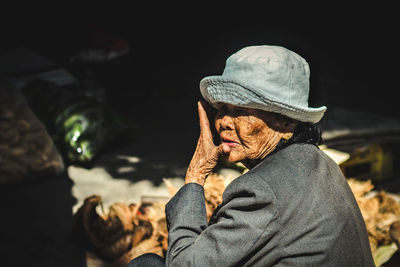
[2,4,399,118]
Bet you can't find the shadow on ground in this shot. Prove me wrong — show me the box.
[89,90,201,185]
[0,171,86,267]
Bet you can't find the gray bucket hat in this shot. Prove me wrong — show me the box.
[200,45,327,123]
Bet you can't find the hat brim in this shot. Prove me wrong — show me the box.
[200,76,327,124]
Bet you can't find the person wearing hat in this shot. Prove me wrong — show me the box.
[129,45,374,266]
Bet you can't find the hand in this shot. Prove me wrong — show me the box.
[185,101,230,186]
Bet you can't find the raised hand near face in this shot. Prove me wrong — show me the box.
[185,101,230,186]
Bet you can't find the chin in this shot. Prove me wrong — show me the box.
[226,152,246,163]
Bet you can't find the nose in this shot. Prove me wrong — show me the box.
[215,112,234,131]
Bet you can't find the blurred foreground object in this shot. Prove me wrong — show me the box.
[321,105,400,147]
[0,47,129,164]
[321,143,394,183]
[72,195,167,266]
[340,144,393,183]
[0,81,64,183]
[21,80,129,164]
[348,178,400,266]
[72,174,227,265]
[321,105,400,183]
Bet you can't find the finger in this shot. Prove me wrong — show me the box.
[205,144,231,169]
[200,101,219,139]
[200,100,215,118]
[221,143,231,154]
[212,143,230,161]
[198,101,213,140]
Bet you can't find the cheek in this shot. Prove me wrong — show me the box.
[235,118,270,157]
[235,118,265,145]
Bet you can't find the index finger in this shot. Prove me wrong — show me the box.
[198,101,213,140]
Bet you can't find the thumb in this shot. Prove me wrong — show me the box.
[205,144,230,170]
[215,143,231,157]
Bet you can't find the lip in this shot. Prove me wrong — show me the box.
[220,135,240,147]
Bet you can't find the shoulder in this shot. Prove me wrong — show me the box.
[240,144,345,205]
[271,143,325,164]
[220,144,319,198]
[260,143,338,175]
[219,143,339,213]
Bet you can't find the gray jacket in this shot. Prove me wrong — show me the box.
[165,143,374,266]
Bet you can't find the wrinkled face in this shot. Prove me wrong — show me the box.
[214,104,295,165]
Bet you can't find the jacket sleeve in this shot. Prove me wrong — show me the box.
[165,178,279,267]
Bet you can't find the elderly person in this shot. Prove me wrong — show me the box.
[129,45,374,266]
